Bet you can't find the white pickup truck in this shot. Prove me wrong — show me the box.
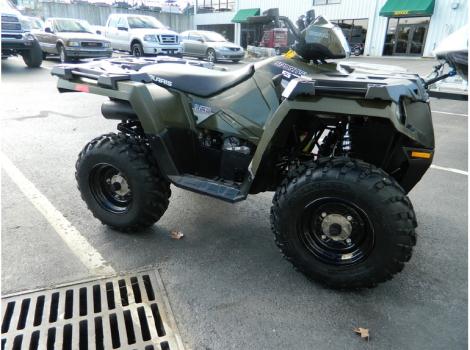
[104,14,182,57]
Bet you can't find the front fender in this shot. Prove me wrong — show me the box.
[250,95,434,178]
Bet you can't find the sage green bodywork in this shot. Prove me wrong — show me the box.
[56,55,434,197]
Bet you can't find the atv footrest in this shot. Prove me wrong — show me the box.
[169,175,246,203]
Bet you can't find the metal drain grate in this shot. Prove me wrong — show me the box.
[1,269,183,350]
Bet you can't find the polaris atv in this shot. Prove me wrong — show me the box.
[52,15,444,289]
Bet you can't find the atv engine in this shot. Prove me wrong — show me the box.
[197,129,254,182]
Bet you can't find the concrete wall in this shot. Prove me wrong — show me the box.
[39,3,193,32]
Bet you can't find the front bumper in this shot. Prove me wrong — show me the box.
[65,47,113,59]
[215,50,245,60]
[143,44,182,56]
[1,32,35,52]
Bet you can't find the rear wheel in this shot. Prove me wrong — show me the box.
[76,133,171,232]
[206,48,216,63]
[132,42,144,57]
[271,158,417,289]
[22,40,43,68]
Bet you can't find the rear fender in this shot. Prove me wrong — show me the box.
[57,78,192,133]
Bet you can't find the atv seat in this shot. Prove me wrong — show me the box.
[140,63,255,97]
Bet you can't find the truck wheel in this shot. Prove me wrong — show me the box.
[76,133,171,232]
[22,40,43,68]
[132,42,144,57]
[206,48,216,63]
[58,44,69,63]
[271,158,417,289]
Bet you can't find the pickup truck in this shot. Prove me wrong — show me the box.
[104,14,182,57]
[1,0,42,67]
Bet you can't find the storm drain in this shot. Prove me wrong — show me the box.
[1,269,183,350]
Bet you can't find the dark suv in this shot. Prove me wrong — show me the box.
[1,0,43,67]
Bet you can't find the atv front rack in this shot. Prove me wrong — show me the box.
[51,56,214,90]
[282,72,429,104]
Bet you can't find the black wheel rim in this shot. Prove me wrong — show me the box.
[89,163,132,214]
[298,197,374,265]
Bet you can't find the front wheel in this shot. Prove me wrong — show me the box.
[76,133,171,232]
[206,48,216,63]
[58,44,69,63]
[271,158,417,289]
[22,40,43,68]
[132,42,144,57]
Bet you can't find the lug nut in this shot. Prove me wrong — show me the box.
[321,235,327,240]
[346,238,352,244]
[346,215,353,221]
[321,212,327,218]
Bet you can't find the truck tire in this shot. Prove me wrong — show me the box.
[58,44,69,63]
[271,157,417,289]
[131,42,144,57]
[22,40,43,68]
[76,133,171,232]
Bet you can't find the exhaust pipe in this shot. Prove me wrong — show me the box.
[101,100,138,120]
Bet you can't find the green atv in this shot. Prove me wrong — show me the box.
[52,15,437,289]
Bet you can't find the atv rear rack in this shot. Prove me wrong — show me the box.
[51,56,214,90]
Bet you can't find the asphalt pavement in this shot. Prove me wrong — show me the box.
[1,55,468,350]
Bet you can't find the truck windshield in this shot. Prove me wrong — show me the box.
[29,18,43,29]
[203,32,226,42]
[128,16,165,29]
[55,19,92,33]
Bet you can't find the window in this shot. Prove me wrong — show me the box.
[117,17,128,29]
[196,0,236,13]
[189,33,203,41]
[313,0,340,5]
[108,17,118,28]
[44,19,53,30]
[332,18,369,46]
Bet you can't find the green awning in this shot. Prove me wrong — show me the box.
[379,0,435,17]
[232,8,260,23]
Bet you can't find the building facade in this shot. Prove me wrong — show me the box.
[193,0,468,57]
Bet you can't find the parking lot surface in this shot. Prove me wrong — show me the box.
[1,55,468,349]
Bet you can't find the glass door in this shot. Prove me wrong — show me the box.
[383,17,430,56]
[394,24,412,55]
[409,25,427,55]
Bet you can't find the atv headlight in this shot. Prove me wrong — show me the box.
[144,35,158,42]
[67,41,80,47]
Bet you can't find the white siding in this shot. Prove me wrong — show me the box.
[424,0,468,56]
[194,11,236,26]
[194,0,468,56]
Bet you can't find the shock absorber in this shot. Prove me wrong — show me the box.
[341,122,352,154]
